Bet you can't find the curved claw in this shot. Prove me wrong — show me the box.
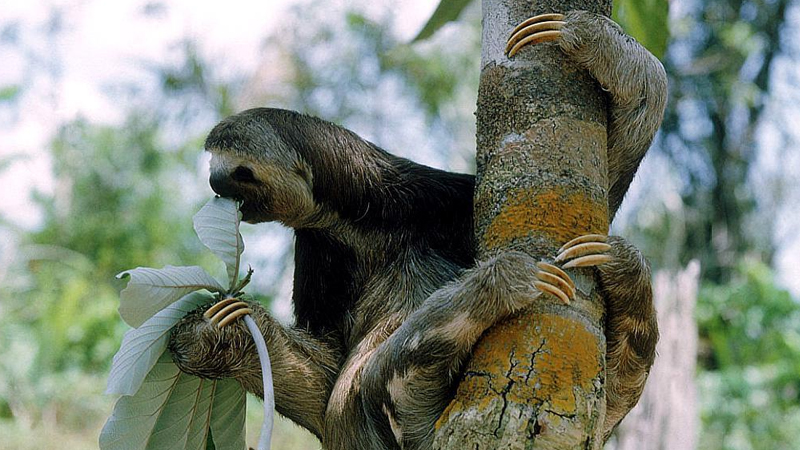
[534,260,577,304]
[563,254,613,269]
[204,298,253,329]
[534,280,571,305]
[537,261,576,293]
[217,306,253,328]
[509,13,565,37]
[555,242,612,263]
[559,234,608,253]
[506,13,566,57]
[555,234,614,269]
[204,297,239,319]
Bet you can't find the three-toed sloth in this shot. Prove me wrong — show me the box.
[169,11,666,450]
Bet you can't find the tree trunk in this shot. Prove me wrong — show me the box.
[608,263,699,450]
[433,0,611,448]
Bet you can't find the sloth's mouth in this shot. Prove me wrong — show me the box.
[215,194,253,221]
[237,199,257,223]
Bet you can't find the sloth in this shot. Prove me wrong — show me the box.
[169,11,666,450]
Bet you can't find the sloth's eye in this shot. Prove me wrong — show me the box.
[231,166,257,183]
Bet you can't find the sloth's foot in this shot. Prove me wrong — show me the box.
[505,12,566,57]
[555,234,613,268]
[204,297,253,328]
[533,234,613,304]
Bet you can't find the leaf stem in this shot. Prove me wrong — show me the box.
[229,266,254,296]
[244,315,274,450]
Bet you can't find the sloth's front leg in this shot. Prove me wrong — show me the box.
[357,251,579,449]
[168,300,341,439]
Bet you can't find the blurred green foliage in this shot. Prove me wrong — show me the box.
[281,2,479,122]
[0,114,218,443]
[612,0,669,58]
[659,0,790,284]
[0,85,21,102]
[26,116,211,372]
[697,262,800,449]
[412,0,473,43]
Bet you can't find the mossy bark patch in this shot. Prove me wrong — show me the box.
[435,309,605,448]
[482,186,608,252]
[437,312,603,422]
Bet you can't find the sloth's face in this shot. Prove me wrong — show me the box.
[207,150,316,227]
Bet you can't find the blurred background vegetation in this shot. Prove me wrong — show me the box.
[1,0,799,449]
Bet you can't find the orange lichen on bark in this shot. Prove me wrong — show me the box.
[436,311,604,429]
[482,187,608,251]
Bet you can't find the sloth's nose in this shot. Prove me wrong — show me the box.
[209,170,237,198]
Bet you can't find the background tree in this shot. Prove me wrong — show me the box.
[647,0,791,283]
[620,1,800,448]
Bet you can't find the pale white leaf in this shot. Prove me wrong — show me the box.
[106,292,213,396]
[99,354,246,450]
[193,197,244,290]
[117,265,224,328]
[245,315,274,449]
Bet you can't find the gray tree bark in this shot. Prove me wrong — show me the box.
[432,0,612,448]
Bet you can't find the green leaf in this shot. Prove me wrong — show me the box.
[99,354,246,450]
[117,265,224,328]
[412,0,473,43]
[193,197,244,291]
[106,292,213,396]
[613,0,669,59]
[209,377,247,450]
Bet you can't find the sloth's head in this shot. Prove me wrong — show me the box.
[204,108,317,226]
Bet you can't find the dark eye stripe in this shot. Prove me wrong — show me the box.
[231,166,257,183]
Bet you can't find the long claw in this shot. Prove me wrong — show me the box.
[534,280,571,305]
[211,301,250,326]
[218,306,253,328]
[509,13,565,37]
[555,242,612,263]
[534,259,576,304]
[205,298,252,328]
[204,297,239,319]
[537,261,576,293]
[507,28,563,57]
[537,271,576,300]
[506,13,566,57]
[562,254,613,269]
[558,234,608,253]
